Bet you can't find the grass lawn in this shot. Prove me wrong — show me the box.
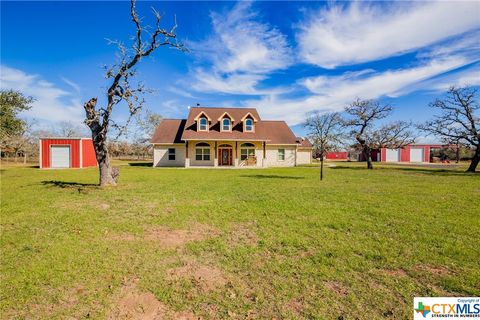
[1,161,479,319]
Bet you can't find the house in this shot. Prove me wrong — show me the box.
[39,137,97,169]
[151,107,313,168]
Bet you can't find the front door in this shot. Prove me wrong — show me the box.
[218,148,232,166]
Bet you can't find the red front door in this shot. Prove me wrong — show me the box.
[218,148,232,166]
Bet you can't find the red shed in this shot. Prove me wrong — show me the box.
[380,144,447,163]
[325,151,348,160]
[39,137,97,169]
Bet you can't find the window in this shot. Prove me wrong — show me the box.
[168,148,175,161]
[222,118,231,131]
[245,118,253,131]
[199,117,208,131]
[240,143,255,160]
[278,148,285,161]
[195,143,210,161]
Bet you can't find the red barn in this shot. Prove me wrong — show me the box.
[325,151,348,160]
[39,138,97,169]
[380,144,446,163]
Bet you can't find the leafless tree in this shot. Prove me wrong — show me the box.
[134,109,163,144]
[83,0,186,186]
[419,86,479,172]
[57,121,87,137]
[344,98,414,169]
[305,111,344,180]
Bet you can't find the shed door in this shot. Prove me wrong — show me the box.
[51,146,71,168]
[410,148,424,162]
[385,149,400,162]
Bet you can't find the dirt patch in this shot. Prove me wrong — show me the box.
[107,223,220,248]
[174,311,200,319]
[108,278,200,319]
[284,298,304,315]
[145,223,220,248]
[107,278,167,320]
[228,222,258,246]
[324,281,349,297]
[413,264,451,275]
[382,268,408,278]
[98,203,110,210]
[167,261,228,292]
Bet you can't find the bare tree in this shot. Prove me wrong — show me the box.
[419,86,479,172]
[84,0,186,186]
[304,112,344,180]
[344,98,414,169]
[56,121,88,137]
[134,109,163,144]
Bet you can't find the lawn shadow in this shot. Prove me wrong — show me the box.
[128,162,152,167]
[329,165,477,176]
[41,180,98,189]
[240,174,305,180]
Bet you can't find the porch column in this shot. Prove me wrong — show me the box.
[234,141,239,167]
[214,141,218,167]
[185,141,190,167]
[262,141,266,167]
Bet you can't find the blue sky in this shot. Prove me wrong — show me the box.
[1,1,479,138]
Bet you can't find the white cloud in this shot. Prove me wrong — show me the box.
[61,76,81,93]
[0,65,84,124]
[191,68,289,95]
[188,1,292,95]
[301,56,467,98]
[297,1,480,68]
[244,57,473,125]
[418,64,480,92]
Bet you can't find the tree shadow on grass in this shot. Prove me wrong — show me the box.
[128,162,152,167]
[41,180,98,191]
[329,166,477,176]
[240,174,305,180]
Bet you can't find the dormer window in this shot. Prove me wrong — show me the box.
[199,117,208,131]
[241,112,257,132]
[222,118,231,131]
[245,118,253,132]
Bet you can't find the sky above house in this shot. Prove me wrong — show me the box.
[1,1,479,139]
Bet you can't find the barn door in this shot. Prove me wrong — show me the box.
[51,146,71,168]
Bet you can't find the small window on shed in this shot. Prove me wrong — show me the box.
[278,148,285,161]
[168,148,175,160]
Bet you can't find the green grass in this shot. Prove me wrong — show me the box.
[1,161,479,319]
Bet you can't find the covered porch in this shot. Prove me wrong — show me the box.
[185,140,267,168]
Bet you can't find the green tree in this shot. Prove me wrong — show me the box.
[0,90,34,139]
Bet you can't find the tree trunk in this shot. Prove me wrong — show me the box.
[363,146,373,169]
[455,144,460,163]
[466,146,479,172]
[92,133,117,186]
[24,153,27,164]
[320,156,324,180]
